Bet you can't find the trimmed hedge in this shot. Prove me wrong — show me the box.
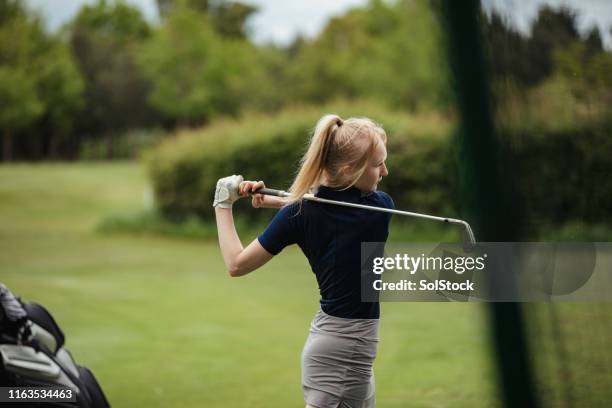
[144,101,612,235]
[144,101,456,224]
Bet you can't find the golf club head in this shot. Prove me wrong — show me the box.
[460,224,477,253]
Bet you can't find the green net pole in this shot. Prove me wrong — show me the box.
[439,1,538,407]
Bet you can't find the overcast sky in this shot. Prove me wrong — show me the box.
[25,0,369,45]
[482,0,612,48]
[25,0,612,47]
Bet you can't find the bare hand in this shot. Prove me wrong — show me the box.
[239,180,266,208]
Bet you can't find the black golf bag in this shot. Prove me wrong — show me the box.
[0,283,110,407]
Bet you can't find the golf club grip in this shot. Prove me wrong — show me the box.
[253,187,288,197]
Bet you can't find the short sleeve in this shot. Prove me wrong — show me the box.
[377,191,395,210]
[257,204,301,255]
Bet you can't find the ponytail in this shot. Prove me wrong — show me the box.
[285,114,343,204]
[284,114,386,206]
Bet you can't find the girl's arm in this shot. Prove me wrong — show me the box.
[213,177,274,277]
[253,194,284,209]
[215,207,272,277]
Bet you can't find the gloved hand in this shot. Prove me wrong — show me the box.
[213,175,244,208]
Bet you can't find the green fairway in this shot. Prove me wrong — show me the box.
[0,162,499,407]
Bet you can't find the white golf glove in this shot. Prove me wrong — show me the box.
[213,175,244,208]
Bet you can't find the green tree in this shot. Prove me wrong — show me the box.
[138,5,255,124]
[482,5,611,127]
[69,0,154,157]
[157,0,208,16]
[0,0,83,160]
[36,42,85,158]
[0,0,20,21]
[0,67,43,161]
[239,44,294,112]
[286,0,448,110]
[553,39,612,114]
[209,1,257,39]
[0,2,40,160]
[482,13,531,87]
[526,6,581,86]
[156,0,257,40]
[361,0,449,109]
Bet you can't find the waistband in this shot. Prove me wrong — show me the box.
[310,308,380,341]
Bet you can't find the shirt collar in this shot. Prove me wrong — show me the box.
[315,185,373,200]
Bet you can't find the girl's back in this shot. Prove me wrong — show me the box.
[258,185,394,318]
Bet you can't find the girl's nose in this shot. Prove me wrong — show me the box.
[381,163,389,177]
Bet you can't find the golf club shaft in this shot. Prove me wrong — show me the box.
[253,187,476,244]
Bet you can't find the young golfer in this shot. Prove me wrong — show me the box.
[214,114,393,408]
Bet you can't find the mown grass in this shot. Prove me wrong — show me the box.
[96,208,463,243]
[0,161,499,407]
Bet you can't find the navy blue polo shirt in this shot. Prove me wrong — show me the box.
[257,185,394,319]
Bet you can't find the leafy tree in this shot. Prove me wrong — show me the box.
[482,7,584,88]
[239,44,294,112]
[0,0,20,22]
[157,0,209,16]
[526,6,581,86]
[0,0,83,160]
[482,4,611,127]
[36,42,85,158]
[482,13,531,86]
[138,5,256,124]
[0,2,39,160]
[156,0,257,40]
[69,0,154,157]
[553,39,612,109]
[209,1,257,39]
[362,0,449,109]
[0,67,43,161]
[285,0,448,111]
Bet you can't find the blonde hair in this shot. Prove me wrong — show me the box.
[285,114,387,205]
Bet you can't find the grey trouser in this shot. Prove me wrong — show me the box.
[301,308,380,408]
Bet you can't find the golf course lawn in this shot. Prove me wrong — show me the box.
[0,161,500,407]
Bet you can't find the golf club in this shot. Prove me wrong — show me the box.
[252,187,477,245]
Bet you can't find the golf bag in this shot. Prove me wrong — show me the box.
[0,283,110,407]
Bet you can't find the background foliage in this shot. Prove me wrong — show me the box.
[2,1,612,406]
[1,0,611,237]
